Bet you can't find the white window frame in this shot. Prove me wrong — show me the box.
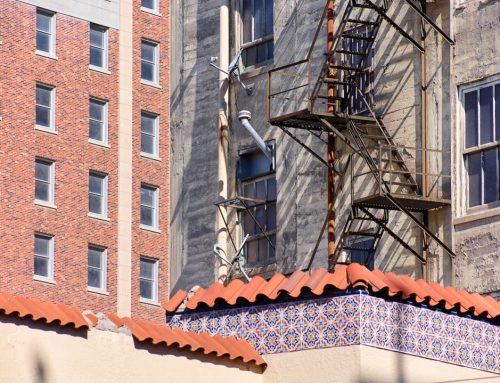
[141,40,160,85]
[35,158,55,207]
[89,24,108,71]
[88,171,108,219]
[140,0,160,14]
[140,112,159,159]
[458,75,500,217]
[36,8,56,57]
[35,84,56,132]
[89,98,108,145]
[34,233,54,282]
[87,245,107,293]
[139,256,158,303]
[140,184,159,230]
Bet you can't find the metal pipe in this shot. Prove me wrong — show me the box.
[238,111,273,160]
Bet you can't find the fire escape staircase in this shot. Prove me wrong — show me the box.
[267,0,456,270]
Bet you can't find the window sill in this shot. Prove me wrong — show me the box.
[88,213,110,222]
[141,79,162,89]
[35,125,57,135]
[89,65,111,75]
[140,152,161,162]
[36,50,58,60]
[34,276,56,285]
[87,287,110,296]
[139,298,161,307]
[89,139,110,148]
[140,225,161,234]
[140,7,162,16]
[35,201,57,210]
[454,206,500,225]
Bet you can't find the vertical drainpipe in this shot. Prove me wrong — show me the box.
[216,0,230,283]
[327,0,336,271]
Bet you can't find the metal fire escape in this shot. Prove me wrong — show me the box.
[267,0,455,270]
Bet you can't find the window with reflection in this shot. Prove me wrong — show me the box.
[240,0,273,68]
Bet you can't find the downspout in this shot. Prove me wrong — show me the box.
[238,111,273,160]
[216,0,230,283]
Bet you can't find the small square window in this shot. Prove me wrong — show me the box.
[141,40,159,84]
[89,172,108,218]
[141,0,159,12]
[36,84,55,130]
[141,112,159,157]
[88,245,107,291]
[89,98,108,144]
[140,184,159,229]
[35,158,54,205]
[34,233,54,280]
[90,24,108,69]
[36,9,55,55]
[140,257,158,302]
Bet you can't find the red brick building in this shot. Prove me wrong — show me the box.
[0,0,169,322]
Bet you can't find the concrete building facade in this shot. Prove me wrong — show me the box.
[0,0,170,322]
[170,0,499,296]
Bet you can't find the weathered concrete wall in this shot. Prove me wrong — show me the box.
[452,0,500,295]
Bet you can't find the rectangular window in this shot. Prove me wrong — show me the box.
[141,112,159,157]
[241,0,274,68]
[348,238,375,270]
[140,257,158,302]
[36,84,55,130]
[34,233,54,280]
[36,9,55,55]
[141,0,159,12]
[239,144,276,266]
[89,24,108,69]
[141,40,159,84]
[89,172,108,217]
[35,158,54,205]
[89,98,108,144]
[88,245,107,291]
[140,184,159,229]
[462,80,500,209]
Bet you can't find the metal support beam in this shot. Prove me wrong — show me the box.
[404,0,455,45]
[364,0,425,53]
[280,126,330,168]
[358,206,427,264]
[318,118,359,153]
[384,193,456,258]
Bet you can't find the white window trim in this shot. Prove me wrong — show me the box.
[89,24,109,71]
[87,245,108,293]
[141,40,160,85]
[35,84,56,132]
[457,75,500,218]
[35,158,55,207]
[140,112,160,159]
[36,9,56,57]
[34,233,54,282]
[88,98,109,145]
[140,184,159,230]
[140,0,161,15]
[88,171,108,219]
[139,256,158,303]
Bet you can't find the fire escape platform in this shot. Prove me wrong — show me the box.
[269,110,351,131]
[353,193,450,212]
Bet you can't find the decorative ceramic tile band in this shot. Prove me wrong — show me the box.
[166,293,499,373]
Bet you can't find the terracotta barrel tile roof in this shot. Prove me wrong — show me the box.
[108,314,266,367]
[0,292,88,329]
[165,263,500,321]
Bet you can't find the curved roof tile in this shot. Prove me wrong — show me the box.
[108,314,266,367]
[165,263,500,321]
[0,292,88,329]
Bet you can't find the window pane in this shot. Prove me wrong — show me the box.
[35,161,50,181]
[141,114,155,134]
[141,0,155,9]
[255,206,266,228]
[89,174,103,194]
[36,86,51,107]
[90,46,103,67]
[34,256,49,277]
[484,148,499,204]
[141,133,155,154]
[141,187,154,206]
[246,240,258,265]
[242,0,252,43]
[89,194,103,214]
[243,183,255,199]
[88,248,102,268]
[36,32,50,52]
[89,120,103,141]
[243,46,256,67]
[141,42,155,62]
[464,91,478,148]
[36,12,51,32]
[35,180,49,201]
[254,0,264,39]
[267,201,276,230]
[467,152,482,207]
[141,206,153,226]
[496,84,500,141]
[256,180,266,200]
[88,268,101,289]
[267,177,276,199]
[90,27,104,48]
[34,236,49,256]
[243,210,255,236]
[90,101,103,121]
[480,86,493,144]
[36,106,50,127]
[265,0,273,36]
[140,259,154,279]
[142,62,154,82]
[140,279,153,300]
